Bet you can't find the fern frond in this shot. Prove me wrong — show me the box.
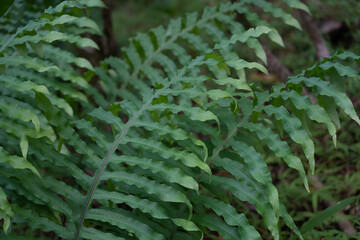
[1,1,360,239]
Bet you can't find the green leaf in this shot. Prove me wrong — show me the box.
[214,77,252,92]
[194,215,241,240]
[0,56,59,73]
[133,121,188,140]
[12,205,73,239]
[280,203,303,240]
[300,196,359,234]
[251,0,302,30]
[196,195,261,239]
[0,75,49,95]
[0,98,41,132]
[10,31,66,46]
[81,227,126,240]
[243,122,309,191]
[264,105,316,174]
[85,208,166,240]
[212,176,279,239]
[146,103,220,130]
[214,26,271,50]
[29,42,43,58]
[207,89,237,109]
[282,0,311,14]
[109,155,198,190]
[0,211,11,233]
[0,187,13,218]
[172,218,202,233]
[0,170,72,216]
[20,135,28,161]
[280,90,337,147]
[231,141,280,217]
[289,77,360,126]
[93,190,170,219]
[73,119,111,151]
[226,59,268,74]
[0,147,39,177]
[101,171,192,213]
[120,136,211,176]
[88,107,124,132]
[42,45,94,70]
[317,61,358,78]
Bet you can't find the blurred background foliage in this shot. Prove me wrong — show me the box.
[108,0,360,71]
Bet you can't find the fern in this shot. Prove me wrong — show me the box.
[0,0,359,239]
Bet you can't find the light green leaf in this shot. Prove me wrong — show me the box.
[231,141,280,217]
[86,208,166,240]
[120,136,211,176]
[172,218,201,232]
[101,171,192,213]
[0,56,59,73]
[214,77,252,92]
[214,26,271,50]
[0,187,13,218]
[226,59,268,74]
[0,147,39,177]
[20,135,28,161]
[0,98,41,132]
[146,103,219,129]
[0,75,49,95]
[94,190,169,219]
[109,155,198,190]
[0,211,11,233]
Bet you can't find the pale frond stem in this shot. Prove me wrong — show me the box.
[120,4,238,91]
[75,72,187,239]
[0,0,33,53]
[75,92,163,239]
[1,0,19,18]
[170,94,272,239]
[0,27,23,52]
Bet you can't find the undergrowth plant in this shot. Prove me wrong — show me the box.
[0,0,359,239]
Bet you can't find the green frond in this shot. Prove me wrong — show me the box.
[280,90,337,146]
[109,155,198,190]
[120,136,211,175]
[81,227,127,240]
[11,205,74,239]
[230,141,280,217]
[195,195,261,239]
[243,122,309,191]
[1,1,360,239]
[0,147,39,176]
[264,105,316,174]
[85,208,166,240]
[289,77,360,125]
[194,215,242,240]
[101,171,192,212]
